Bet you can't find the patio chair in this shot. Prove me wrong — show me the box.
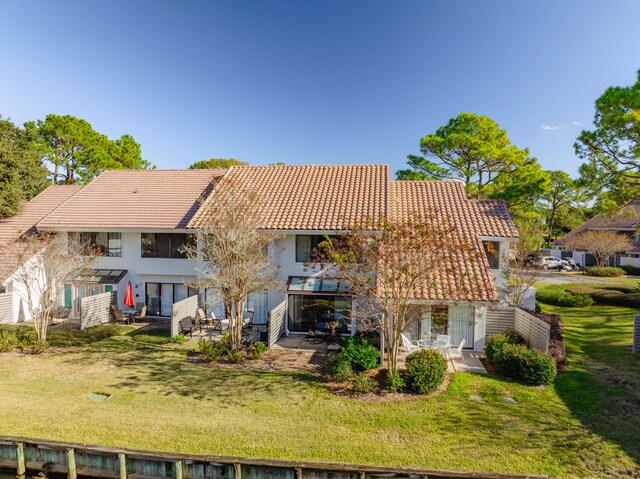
[436,334,451,358]
[131,306,147,323]
[112,306,126,324]
[400,332,420,353]
[211,311,229,333]
[242,311,254,330]
[178,317,198,338]
[195,308,211,329]
[449,339,466,364]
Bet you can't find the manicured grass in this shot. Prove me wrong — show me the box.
[0,308,638,478]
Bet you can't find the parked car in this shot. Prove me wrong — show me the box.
[536,256,564,270]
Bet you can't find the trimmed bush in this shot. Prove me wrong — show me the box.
[567,285,640,309]
[405,349,448,394]
[352,372,377,393]
[537,285,594,307]
[29,340,48,354]
[502,328,527,346]
[620,264,640,276]
[583,266,625,277]
[338,336,380,371]
[484,333,557,385]
[385,369,405,392]
[248,341,267,360]
[327,352,354,382]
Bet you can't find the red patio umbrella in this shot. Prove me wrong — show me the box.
[123,280,135,308]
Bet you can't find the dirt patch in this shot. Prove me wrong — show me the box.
[188,348,326,375]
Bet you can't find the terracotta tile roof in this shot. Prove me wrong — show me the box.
[37,169,225,230]
[0,185,82,282]
[189,164,389,230]
[469,199,519,238]
[389,180,500,302]
[557,199,640,246]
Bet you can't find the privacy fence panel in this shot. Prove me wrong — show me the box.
[633,314,640,354]
[171,295,199,337]
[268,300,286,348]
[0,292,13,324]
[80,291,116,329]
[514,308,550,353]
[485,307,516,337]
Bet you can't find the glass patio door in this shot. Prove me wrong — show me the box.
[448,305,474,349]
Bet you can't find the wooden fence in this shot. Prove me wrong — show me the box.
[267,300,286,348]
[485,307,550,353]
[633,314,640,354]
[171,296,199,337]
[0,435,549,479]
[80,292,117,329]
[0,292,13,325]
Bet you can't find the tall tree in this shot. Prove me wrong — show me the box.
[575,69,640,210]
[0,117,49,218]
[561,230,633,267]
[28,114,152,184]
[188,158,247,169]
[538,170,586,242]
[397,113,550,213]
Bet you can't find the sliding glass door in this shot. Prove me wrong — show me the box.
[145,283,198,317]
[287,294,351,333]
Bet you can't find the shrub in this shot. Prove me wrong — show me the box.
[198,338,226,361]
[352,372,377,394]
[502,328,527,346]
[484,334,557,385]
[484,334,510,365]
[29,340,48,354]
[0,330,18,352]
[536,285,594,307]
[385,369,405,392]
[405,349,448,394]
[227,349,245,364]
[583,266,625,277]
[338,336,379,371]
[619,264,640,276]
[247,341,267,360]
[517,348,557,385]
[171,334,188,344]
[327,352,354,382]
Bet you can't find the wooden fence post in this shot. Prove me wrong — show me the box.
[234,463,242,479]
[16,442,25,479]
[175,460,183,479]
[118,453,127,479]
[67,448,77,479]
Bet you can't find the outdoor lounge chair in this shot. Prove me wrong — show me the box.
[195,308,211,328]
[178,317,199,338]
[400,332,420,353]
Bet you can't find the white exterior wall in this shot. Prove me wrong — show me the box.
[2,254,46,324]
[620,256,640,268]
[61,231,199,314]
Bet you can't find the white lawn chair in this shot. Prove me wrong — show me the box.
[211,311,230,333]
[449,339,466,364]
[436,334,451,358]
[401,332,420,353]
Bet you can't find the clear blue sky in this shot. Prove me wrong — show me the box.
[1,0,639,177]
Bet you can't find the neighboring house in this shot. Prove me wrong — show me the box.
[0,185,83,324]
[8,164,519,352]
[556,199,640,267]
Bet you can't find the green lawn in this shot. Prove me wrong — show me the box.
[0,301,638,478]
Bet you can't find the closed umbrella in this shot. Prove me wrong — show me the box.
[124,280,135,308]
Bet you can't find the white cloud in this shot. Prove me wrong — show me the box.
[541,120,583,131]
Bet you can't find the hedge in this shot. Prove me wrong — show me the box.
[484,332,557,385]
[583,266,625,277]
[536,285,594,307]
[620,264,640,276]
[567,285,640,309]
[405,349,448,394]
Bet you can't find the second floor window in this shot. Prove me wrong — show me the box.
[296,235,338,262]
[141,233,194,259]
[69,232,122,257]
[483,241,501,269]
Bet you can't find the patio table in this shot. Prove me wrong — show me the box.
[121,309,137,325]
[417,339,448,355]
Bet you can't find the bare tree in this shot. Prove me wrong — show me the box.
[501,222,543,309]
[313,215,482,372]
[187,176,282,350]
[562,230,633,267]
[3,232,96,342]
